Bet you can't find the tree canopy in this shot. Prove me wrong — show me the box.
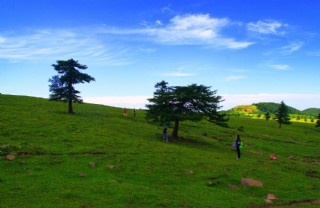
[253,102,300,114]
[265,112,271,121]
[276,101,291,128]
[49,59,95,113]
[316,113,320,128]
[146,81,228,138]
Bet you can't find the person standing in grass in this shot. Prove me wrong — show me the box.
[123,108,128,116]
[235,134,241,159]
[163,125,169,142]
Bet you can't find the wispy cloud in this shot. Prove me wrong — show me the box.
[271,64,290,70]
[138,47,157,53]
[307,51,320,57]
[161,66,196,77]
[0,29,131,65]
[161,4,175,14]
[225,75,246,81]
[247,19,288,35]
[280,42,303,55]
[161,72,196,77]
[0,36,5,43]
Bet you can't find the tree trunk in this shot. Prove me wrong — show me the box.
[68,99,73,114]
[171,119,180,138]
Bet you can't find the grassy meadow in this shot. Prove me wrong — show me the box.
[0,94,319,208]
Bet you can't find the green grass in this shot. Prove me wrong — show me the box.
[0,94,319,208]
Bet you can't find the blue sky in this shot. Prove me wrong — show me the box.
[1,0,320,110]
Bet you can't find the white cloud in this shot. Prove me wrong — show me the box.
[0,36,5,43]
[101,14,254,49]
[247,19,288,35]
[169,14,229,31]
[147,14,254,49]
[156,20,163,26]
[161,4,174,14]
[161,66,196,77]
[280,42,303,55]
[271,64,290,70]
[226,75,246,81]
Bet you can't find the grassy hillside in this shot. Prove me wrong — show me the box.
[253,102,301,114]
[303,108,320,115]
[230,105,259,114]
[1,94,320,208]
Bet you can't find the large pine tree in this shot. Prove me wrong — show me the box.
[146,81,228,138]
[49,59,95,113]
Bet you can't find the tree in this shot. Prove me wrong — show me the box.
[146,81,228,138]
[49,59,95,113]
[276,101,291,128]
[316,113,320,127]
[265,112,271,121]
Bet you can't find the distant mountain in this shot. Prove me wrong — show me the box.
[252,102,301,114]
[302,108,320,115]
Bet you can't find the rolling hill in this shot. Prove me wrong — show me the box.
[0,94,319,207]
[230,102,319,116]
[302,108,320,115]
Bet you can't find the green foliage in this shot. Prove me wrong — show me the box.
[49,59,95,113]
[276,101,291,128]
[253,102,301,114]
[1,94,320,208]
[265,112,271,121]
[302,108,320,115]
[316,113,320,127]
[146,81,228,138]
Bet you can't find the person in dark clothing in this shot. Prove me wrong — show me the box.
[235,134,241,159]
[163,125,169,142]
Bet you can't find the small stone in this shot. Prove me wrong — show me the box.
[264,193,281,203]
[266,194,277,200]
[79,172,86,177]
[241,178,263,187]
[6,154,15,161]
